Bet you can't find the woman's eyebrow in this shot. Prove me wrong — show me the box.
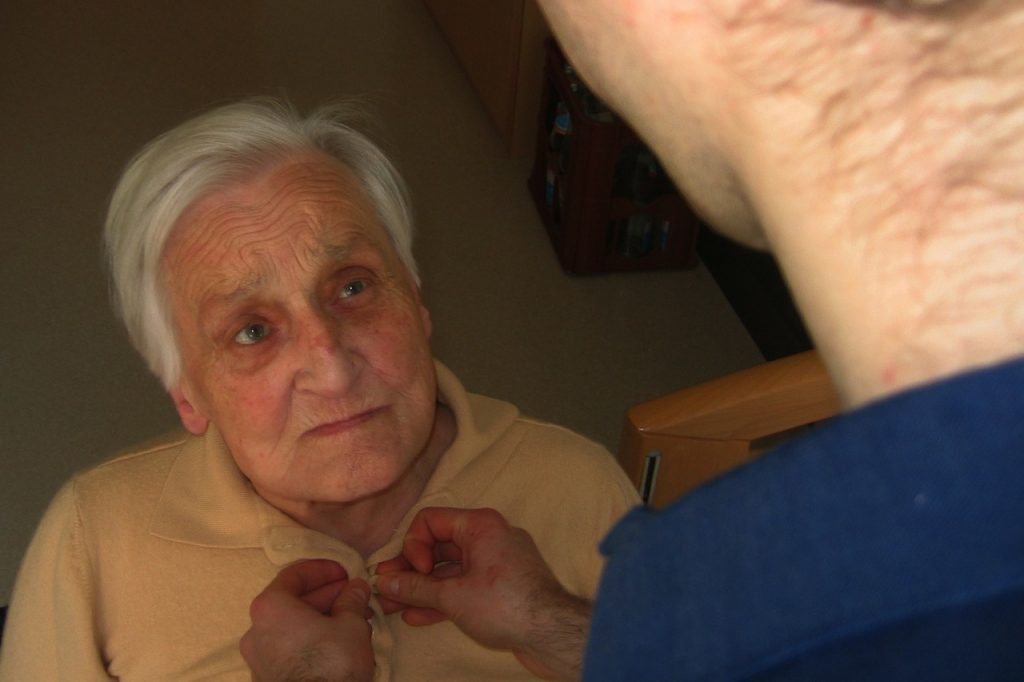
[316,228,377,262]
[195,269,269,316]
[196,232,381,317]
[320,242,355,262]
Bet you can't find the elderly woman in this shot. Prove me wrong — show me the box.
[0,99,638,680]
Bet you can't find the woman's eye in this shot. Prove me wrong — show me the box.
[234,323,269,345]
[339,280,367,299]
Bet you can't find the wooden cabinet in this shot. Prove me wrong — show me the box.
[423,0,550,158]
[527,41,701,274]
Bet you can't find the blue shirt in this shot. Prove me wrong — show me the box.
[586,359,1024,681]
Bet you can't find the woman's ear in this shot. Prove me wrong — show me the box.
[169,384,209,435]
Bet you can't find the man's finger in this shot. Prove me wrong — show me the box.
[430,561,463,579]
[432,542,463,565]
[375,555,413,576]
[378,539,460,578]
[376,564,456,614]
[251,561,348,622]
[404,507,488,546]
[376,593,405,615]
[378,571,445,610]
[401,507,503,573]
[332,578,371,618]
[402,607,448,627]
[302,579,348,614]
[268,559,349,598]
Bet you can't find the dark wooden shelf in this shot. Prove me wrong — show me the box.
[528,40,700,274]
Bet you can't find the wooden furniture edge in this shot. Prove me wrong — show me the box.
[618,350,841,506]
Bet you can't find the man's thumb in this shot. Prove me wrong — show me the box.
[378,572,448,627]
[332,578,371,618]
[379,570,444,609]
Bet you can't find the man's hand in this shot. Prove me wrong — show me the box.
[240,559,374,682]
[375,507,590,681]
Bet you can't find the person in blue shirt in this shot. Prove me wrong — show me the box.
[243,1,1024,679]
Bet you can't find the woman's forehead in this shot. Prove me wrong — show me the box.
[188,155,373,224]
[161,158,399,294]
[173,152,381,241]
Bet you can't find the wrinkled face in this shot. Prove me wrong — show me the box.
[162,155,438,509]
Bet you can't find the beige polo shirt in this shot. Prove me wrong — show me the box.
[0,363,639,680]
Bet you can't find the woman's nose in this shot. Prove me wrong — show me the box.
[293,313,359,396]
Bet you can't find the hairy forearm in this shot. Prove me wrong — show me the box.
[515,590,592,682]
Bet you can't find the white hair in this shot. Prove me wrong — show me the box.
[104,97,418,388]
